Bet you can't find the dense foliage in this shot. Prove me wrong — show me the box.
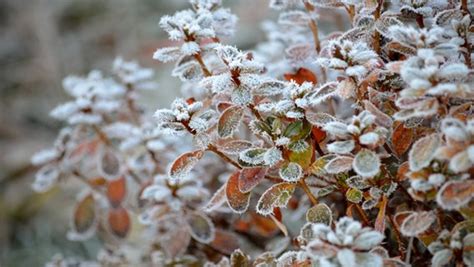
[33,0,474,266]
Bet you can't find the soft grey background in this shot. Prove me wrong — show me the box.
[0,0,271,265]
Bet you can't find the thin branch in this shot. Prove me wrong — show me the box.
[299,178,318,205]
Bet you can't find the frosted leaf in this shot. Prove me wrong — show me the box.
[72,193,96,236]
[449,151,471,173]
[327,140,355,154]
[354,252,383,267]
[432,249,453,267]
[409,134,441,171]
[141,185,171,202]
[441,118,468,142]
[323,121,349,137]
[181,41,200,56]
[306,203,332,225]
[33,164,60,193]
[359,132,380,146]
[50,102,79,120]
[239,148,267,166]
[278,10,310,26]
[218,140,253,155]
[256,182,296,216]
[463,233,474,266]
[279,162,303,182]
[230,250,250,266]
[218,105,243,138]
[353,231,385,250]
[400,211,436,237]
[438,63,469,80]
[253,80,286,96]
[306,112,339,127]
[346,188,363,203]
[238,167,267,193]
[308,82,338,106]
[31,149,59,166]
[337,249,356,266]
[346,175,370,190]
[189,110,217,133]
[203,184,226,212]
[153,47,182,62]
[353,149,380,178]
[436,180,474,210]
[325,156,354,174]
[264,147,282,166]
[231,86,252,106]
[68,113,102,125]
[186,212,215,244]
[172,61,203,82]
[98,147,121,180]
[362,198,379,210]
[169,150,204,181]
[226,171,251,213]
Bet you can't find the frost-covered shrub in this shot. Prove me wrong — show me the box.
[33,0,474,266]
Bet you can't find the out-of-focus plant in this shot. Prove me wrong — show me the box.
[33,0,474,266]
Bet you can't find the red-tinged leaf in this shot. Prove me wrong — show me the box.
[363,100,393,129]
[250,213,280,237]
[238,167,267,193]
[210,229,240,255]
[325,156,354,174]
[400,211,436,237]
[186,211,215,244]
[391,122,414,156]
[226,171,251,213]
[218,140,253,155]
[312,127,327,143]
[217,102,233,113]
[203,184,227,212]
[375,195,388,233]
[108,206,131,238]
[273,207,282,222]
[396,161,410,182]
[107,176,126,208]
[256,182,296,216]
[408,134,441,171]
[284,67,317,85]
[98,147,121,180]
[436,180,474,210]
[74,193,96,233]
[218,105,244,138]
[169,150,204,181]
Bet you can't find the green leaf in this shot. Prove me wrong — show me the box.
[306,203,332,225]
[256,182,296,216]
[346,188,363,203]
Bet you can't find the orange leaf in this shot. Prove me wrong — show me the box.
[311,126,326,143]
[108,206,131,238]
[210,229,240,255]
[169,150,204,181]
[238,167,267,193]
[226,171,251,213]
[107,176,127,208]
[74,193,96,233]
[284,68,317,85]
[391,122,414,156]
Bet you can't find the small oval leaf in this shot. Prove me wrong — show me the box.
[256,182,296,216]
[169,150,204,181]
[106,176,126,208]
[306,203,332,225]
[218,106,244,138]
[226,171,251,213]
[108,206,131,238]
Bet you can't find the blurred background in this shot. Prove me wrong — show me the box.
[0,0,271,265]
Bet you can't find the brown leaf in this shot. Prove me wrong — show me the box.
[391,122,414,156]
[238,167,267,193]
[108,206,131,238]
[210,229,240,255]
[106,176,126,208]
[226,171,251,213]
[284,67,317,85]
[74,193,96,233]
[169,150,204,181]
[437,180,474,210]
[218,105,244,138]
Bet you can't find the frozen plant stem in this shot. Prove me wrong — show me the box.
[299,178,318,205]
[304,2,321,53]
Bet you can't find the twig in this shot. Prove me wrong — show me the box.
[299,178,318,205]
